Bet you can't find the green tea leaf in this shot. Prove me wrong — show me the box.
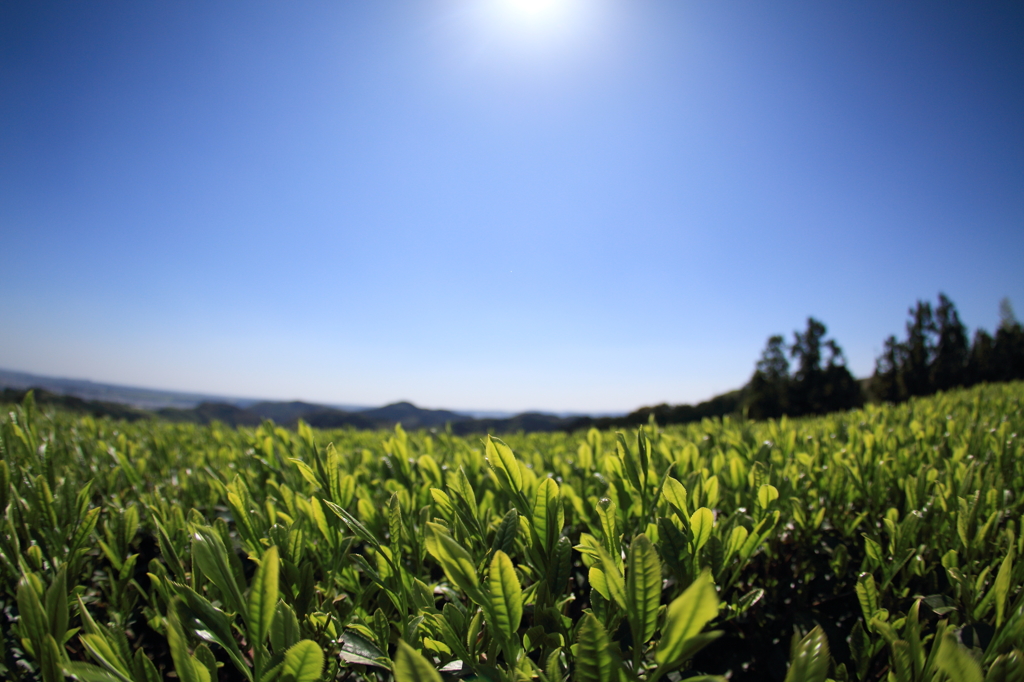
[426,523,483,603]
[588,567,610,602]
[935,631,983,682]
[394,639,443,682]
[44,566,68,644]
[166,607,210,682]
[617,432,643,494]
[690,507,714,553]
[757,484,779,509]
[39,633,65,682]
[174,584,252,679]
[271,601,301,655]
[281,640,324,682]
[247,545,279,646]
[78,633,133,682]
[984,650,1024,682]
[532,477,561,554]
[855,573,879,620]
[323,500,381,550]
[64,662,130,682]
[626,534,662,645]
[783,626,830,682]
[597,549,627,610]
[994,544,1015,628]
[17,574,47,648]
[663,477,689,518]
[574,613,615,682]
[486,436,522,493]
[339,629,390,670]
[655,570,720,669]
[134,648,162,682]
[191,527,246,615]
[487,550,523,643]
[724,526,749,563]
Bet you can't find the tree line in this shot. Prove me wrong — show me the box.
[747,294,1024,419]
[615,294,1024,427]
[871,295,1024,403]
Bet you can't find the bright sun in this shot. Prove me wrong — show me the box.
[502,0,564,22]
[507,0,557,14]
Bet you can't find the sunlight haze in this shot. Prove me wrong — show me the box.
[1,1,1021,413]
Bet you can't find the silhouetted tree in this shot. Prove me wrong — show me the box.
[872,335,905,402]
[819,339,864,413]
[789,318,828,415]
[931,293,969,391]
[967,329,997,384]
[994,298,1024,381]
[792,318,827,384]
[873,293,1024,401]
[748,318,862,418]
[746,335,790,419]
[902,301,935,397]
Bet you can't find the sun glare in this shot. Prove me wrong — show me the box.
[507,0,557,15]
[500,0,566,24]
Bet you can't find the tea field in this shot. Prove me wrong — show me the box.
[1,383,1022,682]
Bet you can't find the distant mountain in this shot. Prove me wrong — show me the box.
[157,402,264,427]
[0,387,153,421]
[357,401,469,429]
[449,411,583,435]
[4,367,746,435]
[0,368,231,410]
[0,368,371,412]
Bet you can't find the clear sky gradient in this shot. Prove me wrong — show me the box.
[2,1,1022,412]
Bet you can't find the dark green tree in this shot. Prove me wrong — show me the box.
[819,339,865,413]
[931,293,969,391]
[789,317,828,415]
[751,318,862,418]
[872,335,905,402]
[967,329,997,384]
[902,301,936,397]
[994,298,1024,381]
[746,335,790,419]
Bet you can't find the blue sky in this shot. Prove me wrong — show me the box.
[2,1,1022,413]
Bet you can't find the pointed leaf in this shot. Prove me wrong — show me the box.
[166,607,206,682]
[174,584,252,680]
[426,523,482,602]
[17,574,47,647]
[281,640,324,682]
[45,566,68,643]
[656,571,720,668]
[985,650,1024,682]
[994,545,1015,628]
[64,663,130,682]
[783,626,830,682]
[574,613,615,682]
[247,545,279,646]
[663,478,689,518]
[597,549,626,610]
[532,477,560,555]
[690,508,714,553]
[486,436,523,493]
[394,639,443,682]
[191,528,246,615]
[134,648,162,682]
[855,573,879,621]
[78,634,133,682]
[626,534,662,645]
[488,550,522,642]
[935,631,983,682]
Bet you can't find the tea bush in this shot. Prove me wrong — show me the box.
[1,383,1021,681]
